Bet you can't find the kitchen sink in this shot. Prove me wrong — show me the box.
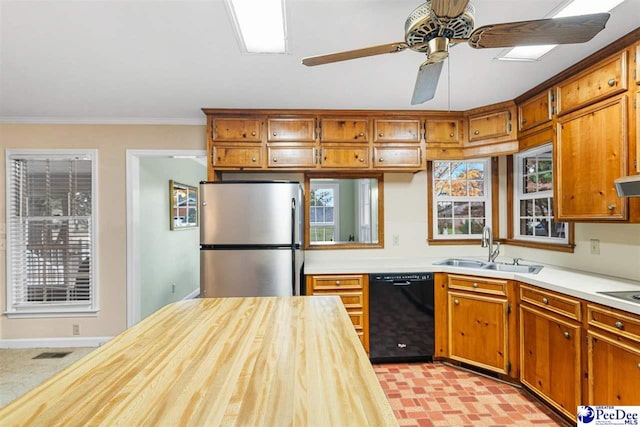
[434,258,488,268]
[482,263,544,274]
[597,290,640,304]
[434,258,543,274]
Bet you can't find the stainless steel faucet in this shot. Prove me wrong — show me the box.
[481,226,500,262]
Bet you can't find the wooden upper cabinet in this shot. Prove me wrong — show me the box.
[555,95,628,220]
[556,51,628,116]
[320,118,369,142]
[518,90,553,132]
[425,119,461,145]
[211,117,262,142]
[212,145,262,168]
[320,146,370,168]
[373,119,422,143]
[267,117,316,142]
[267,146,316,168]
[467,103,515,144]
[373,146,422,169]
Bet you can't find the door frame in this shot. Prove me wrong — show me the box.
[125,149,206,327]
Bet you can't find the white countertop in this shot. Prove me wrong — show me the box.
[304,257,640,316]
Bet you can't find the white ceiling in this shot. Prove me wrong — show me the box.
[1,0,639,125]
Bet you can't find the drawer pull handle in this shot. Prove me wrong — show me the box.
[359,157,365,162]
[272,157,278,162]
[454,299,460,305]
[449,132,454,137]
[474,130,480,135]
[359,132,365,137]
[335,281,340,285]
[542,297,549,304]
[608,78,615,86]
[615,321,624,330]
[472,283,478,288]
[378,133,383,137]
[522,118,527,124]
[272,132,277,136]
[379,157,384,162]
[397,343,407,349]
[251,157,257,162]
[608,204,616,211]
[563,331,570,339]
[251,131,256,136]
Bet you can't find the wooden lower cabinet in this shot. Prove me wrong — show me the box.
[306,274,369,353]
[586,304,640,405]
[445,274,515,377]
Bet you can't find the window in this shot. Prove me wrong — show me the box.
[513,144,568,244]
[309,181,339,243]
[6,150,98,316]
[431,159,492,239]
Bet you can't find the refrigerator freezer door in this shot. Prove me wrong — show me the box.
[200,182,303,246]
[200,248,303,297]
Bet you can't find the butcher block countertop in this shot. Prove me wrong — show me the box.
[0,296,397,427]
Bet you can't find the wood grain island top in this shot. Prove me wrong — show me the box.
[0,296,398,427]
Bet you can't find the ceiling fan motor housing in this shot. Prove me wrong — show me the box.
[405,1,475,54]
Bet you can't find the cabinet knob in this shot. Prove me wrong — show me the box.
[379,157,384,162]
[608,204,616,211]
[378,133,383,137]
[542,297,549,304]
[272,132,277,136]
[608,78,616,86]
[449,132,454,137]
[272,157,278,162]
[474,130,479,135]
[637,363,640,370]
[359,157,365,162]
[563,331,570,339]
[251,131,256,136]
[336,280,340,285]
[472,283,478,288]
[454,299,460,305]
[522,118,527,124]
[359,132,364,137]
[251,157,257,162]
[615,321,624,330]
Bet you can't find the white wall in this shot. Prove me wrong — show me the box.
[139,158,206,319]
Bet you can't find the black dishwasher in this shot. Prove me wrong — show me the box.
[369,272,434,363]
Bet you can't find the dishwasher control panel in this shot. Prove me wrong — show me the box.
[370,273,433,282]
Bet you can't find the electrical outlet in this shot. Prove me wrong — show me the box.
[172,283,176,293]
[72,324,80,335]
[392,235,400,246]
[590,239,600,255]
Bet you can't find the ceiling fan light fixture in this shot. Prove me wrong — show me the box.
[225,0,288,54]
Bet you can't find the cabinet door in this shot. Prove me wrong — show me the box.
[320,147,370,168]
[320,118,369,142]
[267,146,316,168]
[425,119,460,145]
[556,51,627,116]
[556,95,628,220]
[520,304,581,421]
[518,90,552,132]
[373,146,422,169]
[212,146,262,168]
[468,110,511,142]
[373,119,421,143]
[587,330,640,405]
[211,117,262,141]
[448,291,509,374]
[267,118,316,142]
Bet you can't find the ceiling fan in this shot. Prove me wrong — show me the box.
[301,0,610,105]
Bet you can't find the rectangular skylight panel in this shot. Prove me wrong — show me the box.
[226,0,287,53]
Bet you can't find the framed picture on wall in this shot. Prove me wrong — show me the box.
[169,180,198,230]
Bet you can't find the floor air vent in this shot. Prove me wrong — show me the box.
[32,352,71,359]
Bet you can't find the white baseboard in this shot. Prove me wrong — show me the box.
[0,336,112,349]
[183,288,200,300]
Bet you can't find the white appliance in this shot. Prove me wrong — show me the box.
[199,181,304,297]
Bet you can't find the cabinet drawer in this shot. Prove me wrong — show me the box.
[518,90,552,132]
[320,118,369,142]
[373,146,422,168]
[212,146,262,168]
[556,51,627,115]
[425,119,460,144]
[310,275,364,291]
[373,119,421,143]
[468,110,511,142]
[267,146,315,168]
[211,117,262,141]
[448,274,507,296]
[267,118,316,142]
[320,147,370,168]
[587,304,640,343]
[312,290,363,309]
[520,284,581,321]
[348,310,365,330]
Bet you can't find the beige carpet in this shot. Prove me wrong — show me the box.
[0,347,95,408]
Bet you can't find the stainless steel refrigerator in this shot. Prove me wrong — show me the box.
[199,181,304,297]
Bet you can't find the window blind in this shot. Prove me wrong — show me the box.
[7,152,96,312]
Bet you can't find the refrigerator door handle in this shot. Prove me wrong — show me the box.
[291,197,297,295]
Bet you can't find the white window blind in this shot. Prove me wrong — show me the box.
[6,150,98,316]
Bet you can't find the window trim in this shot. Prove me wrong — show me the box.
[427,158,499,244]
[506,150,574,253]
[5,149,100,317]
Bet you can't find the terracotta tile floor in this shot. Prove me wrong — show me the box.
[373,362,566,427]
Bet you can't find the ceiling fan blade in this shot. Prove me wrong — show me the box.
[411,61,444,105]
[430,0,470,19]
[302,42,409,66]
[467,13,610,49]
